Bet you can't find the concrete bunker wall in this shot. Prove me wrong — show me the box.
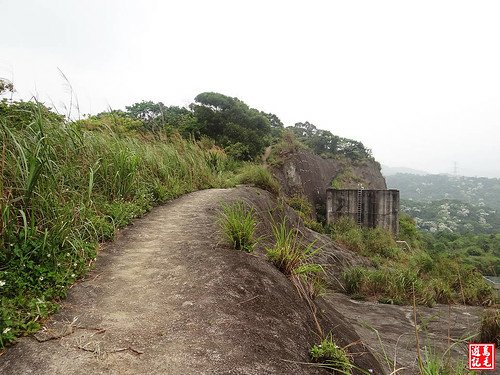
[326,189,400,235]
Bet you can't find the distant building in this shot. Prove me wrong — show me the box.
[326,189,400,235]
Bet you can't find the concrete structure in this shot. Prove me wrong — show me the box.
[326,189,400,235]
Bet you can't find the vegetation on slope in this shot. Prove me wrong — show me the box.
[310,334,352,373]
[424,232,500,276]
[386,173,500,277]
[288,122,373,161]
[0,100,237,347]
[331,216,496,306]
[1,85,495,361]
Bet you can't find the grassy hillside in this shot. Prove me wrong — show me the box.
[0,101,236,347]
[327,216,496,306]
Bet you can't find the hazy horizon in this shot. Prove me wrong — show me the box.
[2,0,500,178]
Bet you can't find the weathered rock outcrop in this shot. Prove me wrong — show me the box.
[271,149,386,217]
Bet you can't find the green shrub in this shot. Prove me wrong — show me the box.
[310,334,352,374]
[331,214,496,306]
[342,267,366,294]
[343,267,433,306]
[286,195,324,233]
[267,130,304,165]
[398,214,422,250]
[204,146,229,174]
[409,251,434,275]
[304,219,325,233]
[429,279,453,304]
[219,201,257,253]
[236,164,280,195]
[330,167,363,190]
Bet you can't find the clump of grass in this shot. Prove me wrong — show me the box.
[266,220,318,275]
[235,163,280,195]
[219,201,257,253]
[342,266,368,295]
[480,308,500,346]
[342,259,492,307]
[419,346,473,375]
[266,219,325,298]
[287,195,313,218]
[343,267,433,306]
[330,167,364,189]
[310,334,352,374]
[328,217,365,253]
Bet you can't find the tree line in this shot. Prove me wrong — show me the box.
[75,92,372,161]
[1,80,373,162]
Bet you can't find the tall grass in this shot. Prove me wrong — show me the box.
[219,201,257,252]
[0,101,232,347]
[235,163,280,194]
[267,220,319,276]
[266,220,325,299]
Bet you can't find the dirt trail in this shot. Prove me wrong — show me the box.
[1,188,337,375]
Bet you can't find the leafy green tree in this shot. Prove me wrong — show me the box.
[125,101,200,137]
[291,121,318,137]
[261,111,284,140]
[75,110,142,133]
[288,122,371,160]
[0,99,64,129]
[125,101,168,132]
[160,105,201,138]
[190,92,271,160]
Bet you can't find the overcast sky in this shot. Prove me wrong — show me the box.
[2,0,499,178]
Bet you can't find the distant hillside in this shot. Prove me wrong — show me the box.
[387,173,500,211]
[401,199,500,234]
[381,165,429,176]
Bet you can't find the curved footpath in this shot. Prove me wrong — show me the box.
[0,188,337,375]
